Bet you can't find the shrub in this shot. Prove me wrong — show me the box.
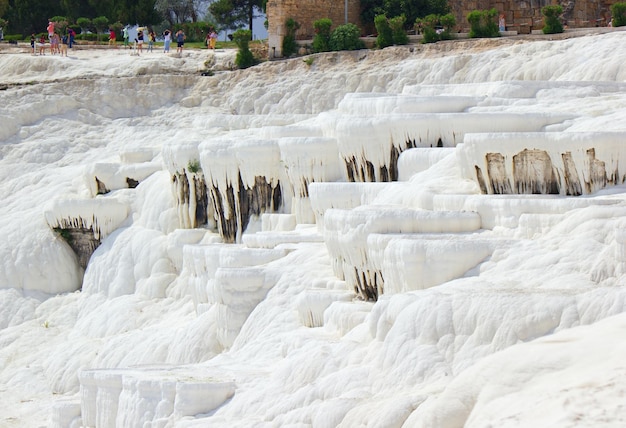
[389,15,409,45]
[282,17,300,57]
[542,5,564,34]
[375,14,393,48]
[329,23,365,51]
[75,33,98,41]
[611,2,626,26]
[419,13,455,43]
[234,29,256,69]
[312,18,332,52]
[467,8,500,38]
[4,34,23,42]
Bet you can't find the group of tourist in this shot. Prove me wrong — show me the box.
[117,25,186,54]
[29,20,218,56]
[205,29,218,49]
[30,20,74,56]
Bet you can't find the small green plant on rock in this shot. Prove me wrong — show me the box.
[188,159,201,173]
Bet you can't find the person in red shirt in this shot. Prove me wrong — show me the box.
[109,28,116,47]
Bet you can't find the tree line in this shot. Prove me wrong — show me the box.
[0,0,264,37]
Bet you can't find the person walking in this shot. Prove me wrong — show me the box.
[123,25,129,49]
[176,29,185,53]
[68,27,75,48]
[163,29,171,53]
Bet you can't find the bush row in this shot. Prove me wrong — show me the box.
[283,18,364,56]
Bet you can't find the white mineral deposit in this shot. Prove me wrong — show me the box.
[1,29,626,427]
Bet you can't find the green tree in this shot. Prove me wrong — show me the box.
[360,0,384,32]
[111,0,159,25]
[156,0,198,26]
[7,0,58,35]
[209,0,263,31]
[76,17,92,33]
[60,0,96,22]
[92,15,109,41]
[209,0,242,32]
[0,0,9,18]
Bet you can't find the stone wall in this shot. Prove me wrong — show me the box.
[449,0,616,33]
[267,0,617,57]
[267,0,362,57]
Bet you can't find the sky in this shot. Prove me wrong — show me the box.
[1,29,626,427]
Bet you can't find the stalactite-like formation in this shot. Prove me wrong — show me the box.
[344,136,420,183]
[513,149,560,194]
[585,148,608,194]
[210,172,283,243]
[51,215,106,275]
[54,226,100,272]
[172,170,210,229]
[487,153,513,194]
[352,267,383,301]
[562,152,583,196]
[95,177,109,195]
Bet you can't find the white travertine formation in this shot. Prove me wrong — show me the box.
[3,32,626,428]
